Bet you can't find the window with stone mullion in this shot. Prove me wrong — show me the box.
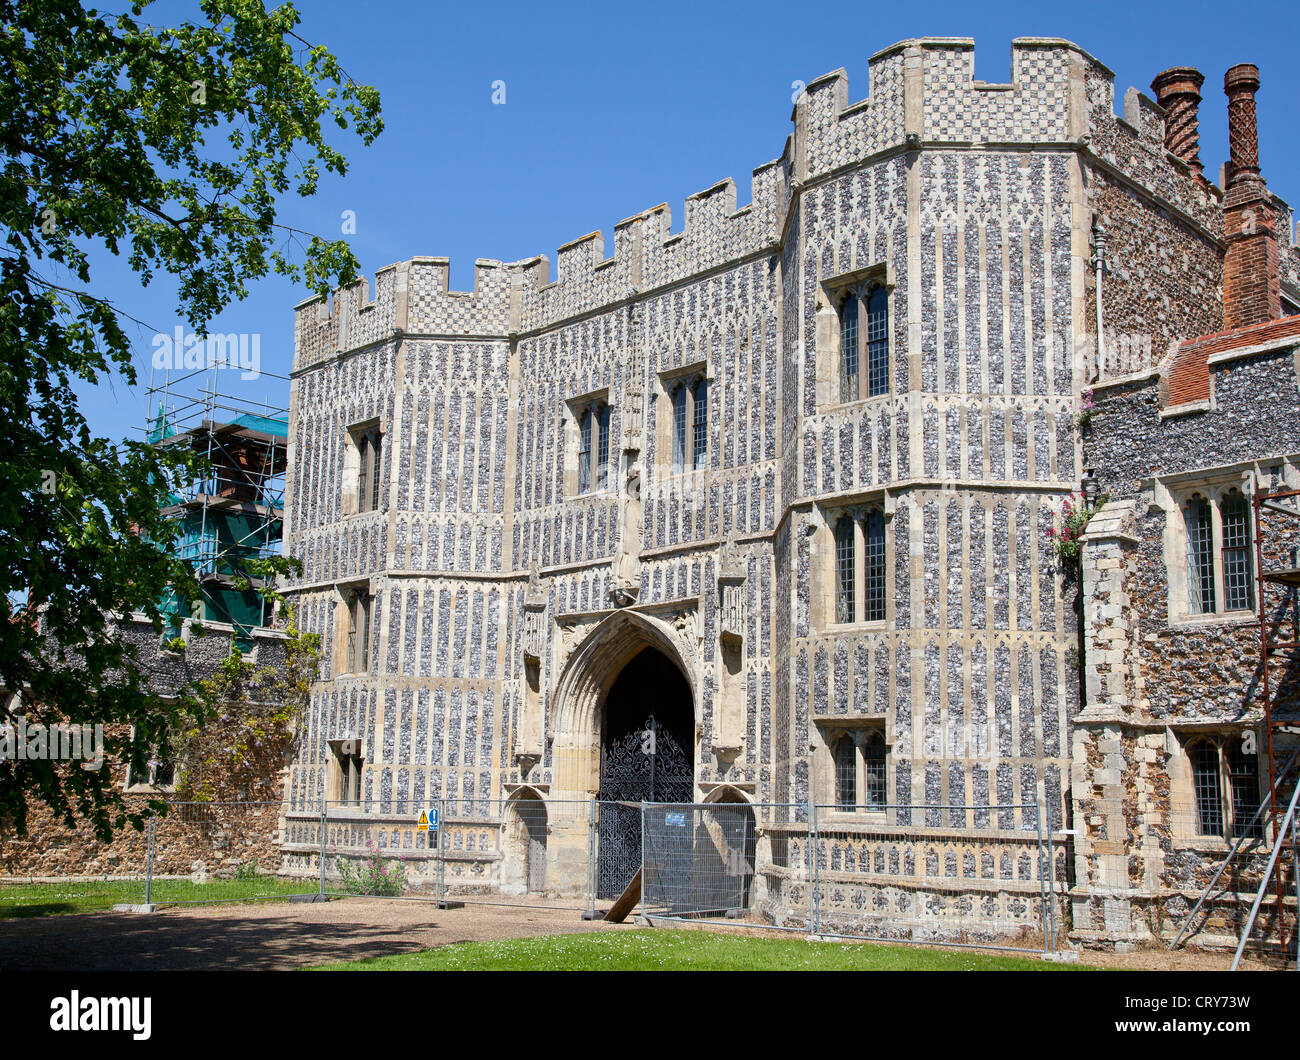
[838,285,888,403]
[835,509,885,625]
[577,401,610,494]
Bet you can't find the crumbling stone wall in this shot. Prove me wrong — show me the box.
[1,618,293,880]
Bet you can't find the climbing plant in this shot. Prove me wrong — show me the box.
[171,596,320,802]
[1047,491,1109,566]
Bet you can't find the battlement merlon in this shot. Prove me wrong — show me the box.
[293,256,513,371]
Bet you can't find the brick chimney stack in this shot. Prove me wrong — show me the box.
[1222,63,1281,329]
[1150,67,1205,177]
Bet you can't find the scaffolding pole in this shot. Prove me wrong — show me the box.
[1251,482,1300,956]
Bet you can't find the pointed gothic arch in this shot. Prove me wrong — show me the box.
[549,608,699,797]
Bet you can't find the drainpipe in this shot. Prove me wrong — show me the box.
[1091,218,1107,380]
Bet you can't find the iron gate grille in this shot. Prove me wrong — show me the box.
[597,712,692,899]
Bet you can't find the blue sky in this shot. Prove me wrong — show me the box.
[78,0,1300,443]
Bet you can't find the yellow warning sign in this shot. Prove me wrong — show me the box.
[417,810,429,831]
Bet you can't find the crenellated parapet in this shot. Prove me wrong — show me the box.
[293,257,512,372]
[793,37,1095,184]
[1083,52,1223,235]
[293,36,1249,372]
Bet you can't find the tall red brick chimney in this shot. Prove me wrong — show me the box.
[1150,67,1205,177]
[1222,63,1281,329]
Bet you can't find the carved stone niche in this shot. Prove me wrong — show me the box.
[522,590,547,665]
[718,579,745,648]
[717,544,747,648]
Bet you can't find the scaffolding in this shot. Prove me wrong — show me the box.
[140,364,290,649]
[1250,482,1300,959]
[1166,480,1300,965]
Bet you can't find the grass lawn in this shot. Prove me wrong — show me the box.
[311,928,1099,971]
[0,876,313,918]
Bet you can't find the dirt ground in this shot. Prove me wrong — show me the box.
[0,896,1275,971]
[0,895,627,971]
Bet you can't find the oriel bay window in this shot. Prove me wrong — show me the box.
[833,508,887,625]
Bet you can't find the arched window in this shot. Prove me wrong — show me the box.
[1187,734,1262,841]
[834,735,857,809]
[1185,495,1215,615]
[863,731,887,809]
[1190,739,1223,836]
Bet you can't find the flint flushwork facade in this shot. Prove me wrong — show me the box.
[278,38,1300,947]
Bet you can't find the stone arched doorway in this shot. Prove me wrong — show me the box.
[502,790,548,895]
[596,647,695,899]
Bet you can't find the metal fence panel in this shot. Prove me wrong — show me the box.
[145,800,311,906]
[0,799,309,917]
[806,803,1056,952]
[316,797,599,916]
[637,801,1058,954]
[642,802,760,918]
[1,793,1063,959]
